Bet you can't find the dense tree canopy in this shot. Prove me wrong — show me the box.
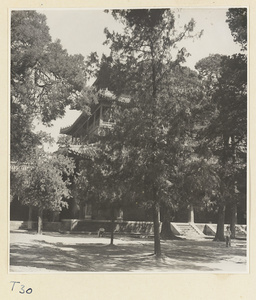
[11,150,75,233]
[226,8,247,51]
[10,8,247,245]
[11,11,89,161]
[195,51,247,240]
[84,8,207,256]
[89,8,247,247]
[195,12,247,239]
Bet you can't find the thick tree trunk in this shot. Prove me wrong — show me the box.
[230,135,237,239]
[213,134,230,242]
[230,202,237,238]
[37,207,43,235]
[153,202,161,257]
[160,207,180,240]
[214,204,225,241]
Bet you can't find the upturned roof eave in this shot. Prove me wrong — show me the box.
[59,90,130,136]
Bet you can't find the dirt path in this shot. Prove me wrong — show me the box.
[9,231,247,273]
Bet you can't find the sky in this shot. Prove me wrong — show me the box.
[34,8,241,151]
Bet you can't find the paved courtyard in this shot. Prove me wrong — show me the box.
[9,231,247,273]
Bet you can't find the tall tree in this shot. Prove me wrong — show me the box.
[11,11,89,161]
[95,9,204,257]
[195,8,247,240]
[213,54,247,239]
[196,53,247,240]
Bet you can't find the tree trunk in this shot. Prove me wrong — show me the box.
[230,202,237,238]
[160,207,180,240]
[37,207,43,235]
[214,134,229,242]
[153,202,161,257]
[214,204,225,241]
[230,135,237,239]
[110,207,115,245]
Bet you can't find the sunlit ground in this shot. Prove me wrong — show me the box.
[9,231,247,273]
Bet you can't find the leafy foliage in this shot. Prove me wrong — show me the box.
[226,8,247,51]
[11,11,89,161]
[102,9,202,97]
[79,9,210,254]
[90,9,247,245]
[11,150,75,213]
[195,52,247,239]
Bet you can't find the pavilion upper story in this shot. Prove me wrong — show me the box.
[60,90,130,145]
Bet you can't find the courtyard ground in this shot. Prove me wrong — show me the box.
[9,231,247,273]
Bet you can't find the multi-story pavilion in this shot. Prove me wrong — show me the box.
[59,90,148,221]
[59,89,208,223]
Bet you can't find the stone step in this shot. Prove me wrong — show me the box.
[175,223,201,236]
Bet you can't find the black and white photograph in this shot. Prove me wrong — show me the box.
[9,7,248,274]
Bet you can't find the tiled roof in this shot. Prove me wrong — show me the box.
[59,90,131,136]
[68,144,97,159]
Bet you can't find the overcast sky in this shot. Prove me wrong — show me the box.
[34,8,241,151]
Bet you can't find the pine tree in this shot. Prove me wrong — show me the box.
[11,10,89,161]
[93,9,204,256]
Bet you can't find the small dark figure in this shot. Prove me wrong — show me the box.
[225,226,232,247]
[98,227,105,237]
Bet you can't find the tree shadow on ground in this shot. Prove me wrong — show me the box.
[10,235,247,272]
